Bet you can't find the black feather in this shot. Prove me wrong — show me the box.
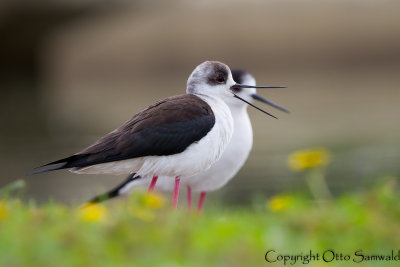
[31,94,215,174]
[28,163,67,176]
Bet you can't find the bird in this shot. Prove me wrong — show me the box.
[87,69,288,211]
[31,61,285,209]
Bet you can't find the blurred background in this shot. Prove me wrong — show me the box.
[1,0,399,205]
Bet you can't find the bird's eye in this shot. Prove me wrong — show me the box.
[216,75,225,83]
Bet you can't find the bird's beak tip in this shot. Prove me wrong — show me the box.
[233,93,277,119]
[251,93,290,114]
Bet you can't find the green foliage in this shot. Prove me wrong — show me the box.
[0,179,399,267]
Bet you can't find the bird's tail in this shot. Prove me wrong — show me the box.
[28,163,67,176]
[28,154,86,176]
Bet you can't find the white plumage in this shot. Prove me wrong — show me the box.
[117,71,257,196]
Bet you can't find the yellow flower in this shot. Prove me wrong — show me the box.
[131,207,155,222]
[267,195,293,212]
[0,201,9,220]
[142,193,166,209]
[288,148,330,171]
[79,204,107,222]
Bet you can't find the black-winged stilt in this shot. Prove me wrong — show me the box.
[87,69,288,211]
[31,61,285,209]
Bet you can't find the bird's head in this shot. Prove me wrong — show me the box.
[187,61,287,118]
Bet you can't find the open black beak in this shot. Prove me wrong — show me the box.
[232,93,278,119]
[251,94,290,113]
[230,83,287,119]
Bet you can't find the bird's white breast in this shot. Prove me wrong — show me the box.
[185,106,253,192]
[136,94,234,178]
[123,105,252,193]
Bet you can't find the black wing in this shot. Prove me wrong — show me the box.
[31,94,215,174]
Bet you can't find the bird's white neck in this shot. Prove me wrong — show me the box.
[195,93,234,162]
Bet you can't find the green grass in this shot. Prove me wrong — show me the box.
[0,179,399,267]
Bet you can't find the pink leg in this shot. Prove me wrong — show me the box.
[172,176,180,210]
[187,186,192,210]
[148,176,158,193]
[197,191,207,214]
